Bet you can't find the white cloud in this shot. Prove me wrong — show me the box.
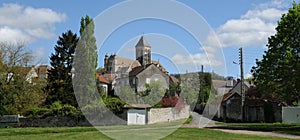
[257,0,290,9]
[0,26,33,43]
[213,0,289,48]
[242,8,285,22]
[171,31,224,69]
[172,0,291,73]
[0,3,66,44]
[171,52,222,67]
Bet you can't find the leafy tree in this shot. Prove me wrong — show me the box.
[45,30,79,107]
[180,78,198,105]
[179,73,200,106]
[251,2,300,104]
[102,97,125,114]
[118,86,138,104]
[169,80,181,96]
[0,42,45,115]
[141,80,166,106]
[198,72,212,103]
[73,15,98,106]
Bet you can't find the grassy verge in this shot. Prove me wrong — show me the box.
[0,126,293,140]
[216,122,300,136]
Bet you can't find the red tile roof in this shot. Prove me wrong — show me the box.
[97,73,117,84]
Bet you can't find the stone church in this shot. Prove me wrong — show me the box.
[97,36,178,96]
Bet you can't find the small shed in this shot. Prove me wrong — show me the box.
[124,104,151,125]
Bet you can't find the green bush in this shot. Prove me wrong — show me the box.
[102,97,125,114]
[61,104,81,117]
[23,102,82,119]
[23,107,50,118]
[49,101,62,116]
[184,115,193,124]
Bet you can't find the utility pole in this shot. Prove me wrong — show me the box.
[239,47,245,121]
[201,65,204,103]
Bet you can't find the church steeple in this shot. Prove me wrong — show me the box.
[135,36,151,66]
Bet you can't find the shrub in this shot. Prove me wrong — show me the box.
[184,115,193,124]
[102,97,125,114]
[61,104,81,117]
[161,96,179,107]
[23,102,82,119]
[49,101,62,116]
[23,107,50,118]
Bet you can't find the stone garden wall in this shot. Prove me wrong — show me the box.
[147,105,190,124]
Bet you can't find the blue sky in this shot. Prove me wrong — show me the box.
[0,0,298,78]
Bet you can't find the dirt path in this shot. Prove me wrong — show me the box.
[186,112,300,139]
[214,129,300,139]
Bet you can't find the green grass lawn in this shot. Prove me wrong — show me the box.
[216,122,300,136]
[0,126,294,140]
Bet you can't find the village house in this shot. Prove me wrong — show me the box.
[96,36,185,125]
[2,65,50,84]
[216,80,282,122]
[97,36,177,96]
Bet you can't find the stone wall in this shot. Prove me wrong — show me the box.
[147,105,190,124]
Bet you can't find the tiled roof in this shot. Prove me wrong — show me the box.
[151,61,168,74]
[130,60,141,69]
[97,75,110,84]
[97,73,117,83]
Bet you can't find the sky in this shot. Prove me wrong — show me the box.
[0,0,298,79]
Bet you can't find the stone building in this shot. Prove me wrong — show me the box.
[217,81,282,122]
[98,36,177,96]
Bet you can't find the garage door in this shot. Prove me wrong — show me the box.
[127,109,147,125]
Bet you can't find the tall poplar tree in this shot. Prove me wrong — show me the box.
[251,2,300,104]
[45,30,79,107]
[73,15,98,106]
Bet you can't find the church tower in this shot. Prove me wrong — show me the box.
[135,36,151,66]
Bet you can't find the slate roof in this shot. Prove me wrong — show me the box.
[129,61,169,77]
[129,65,150,76]
[135,36,151,47]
